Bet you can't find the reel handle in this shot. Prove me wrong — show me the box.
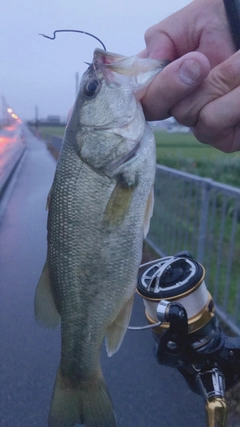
[156,303,228,427]
[196,368,227,427]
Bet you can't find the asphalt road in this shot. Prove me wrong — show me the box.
[0,129,206,427]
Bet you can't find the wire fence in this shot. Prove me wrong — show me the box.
[45,135,240,334]
[147,165,240,335]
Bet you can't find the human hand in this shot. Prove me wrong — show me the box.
[140,0,239,152]
[170,50,240,152]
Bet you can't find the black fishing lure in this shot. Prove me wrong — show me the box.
[39,29,106,51]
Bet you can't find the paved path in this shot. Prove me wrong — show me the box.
[0,129,206,426]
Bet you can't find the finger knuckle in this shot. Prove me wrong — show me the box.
[144,25,158,44]
[171,104,196,128]
[210,63,238,95]
[199,107,217,131]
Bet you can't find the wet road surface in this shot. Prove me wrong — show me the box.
[0,129,206,426]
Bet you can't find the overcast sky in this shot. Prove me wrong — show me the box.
[0,0,191,121]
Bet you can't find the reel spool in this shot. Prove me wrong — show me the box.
[137,255,215,336]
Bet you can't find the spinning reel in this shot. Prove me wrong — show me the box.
[137,251,240,427]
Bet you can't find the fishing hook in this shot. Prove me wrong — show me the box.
[39,29,107,51]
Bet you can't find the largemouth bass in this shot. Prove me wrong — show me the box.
[34,48,165,427]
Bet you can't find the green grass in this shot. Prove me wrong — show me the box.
[39,126,66,138]
[155,130,240,187]
[155,130,227,160]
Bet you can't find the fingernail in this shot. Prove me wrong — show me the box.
[179,60,201,85]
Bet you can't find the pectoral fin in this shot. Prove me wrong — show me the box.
[143,186,154,238]
[34,261,60,328]
[103,181,134,227]
[105,294,134,357]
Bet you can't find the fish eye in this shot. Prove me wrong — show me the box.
[84,79,99,96]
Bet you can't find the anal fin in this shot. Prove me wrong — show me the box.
[34,261,60,328]
[105,294,134,357]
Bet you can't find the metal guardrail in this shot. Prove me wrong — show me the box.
[46,135,240,334]
[147,165,240,335]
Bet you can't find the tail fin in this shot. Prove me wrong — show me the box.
[48,367,116,427]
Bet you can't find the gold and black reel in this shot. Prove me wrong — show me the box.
[137,252,240,427]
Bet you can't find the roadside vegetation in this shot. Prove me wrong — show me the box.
[37,125,66,139]
[155,130,240,187]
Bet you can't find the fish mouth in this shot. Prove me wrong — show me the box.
[103,141,140,178]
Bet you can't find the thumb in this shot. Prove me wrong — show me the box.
[141,52,210,121]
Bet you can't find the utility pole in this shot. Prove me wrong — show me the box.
[35,105,39,126]
[35,105,39,137]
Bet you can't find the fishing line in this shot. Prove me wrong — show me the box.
[128,260,163,331]
[39,29,107,51]
[128,321,162,331]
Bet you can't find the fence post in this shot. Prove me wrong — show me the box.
[197,178,212,264]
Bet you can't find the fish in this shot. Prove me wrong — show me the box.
[34,48,166,427]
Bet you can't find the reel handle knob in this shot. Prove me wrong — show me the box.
[205,397,228,427]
